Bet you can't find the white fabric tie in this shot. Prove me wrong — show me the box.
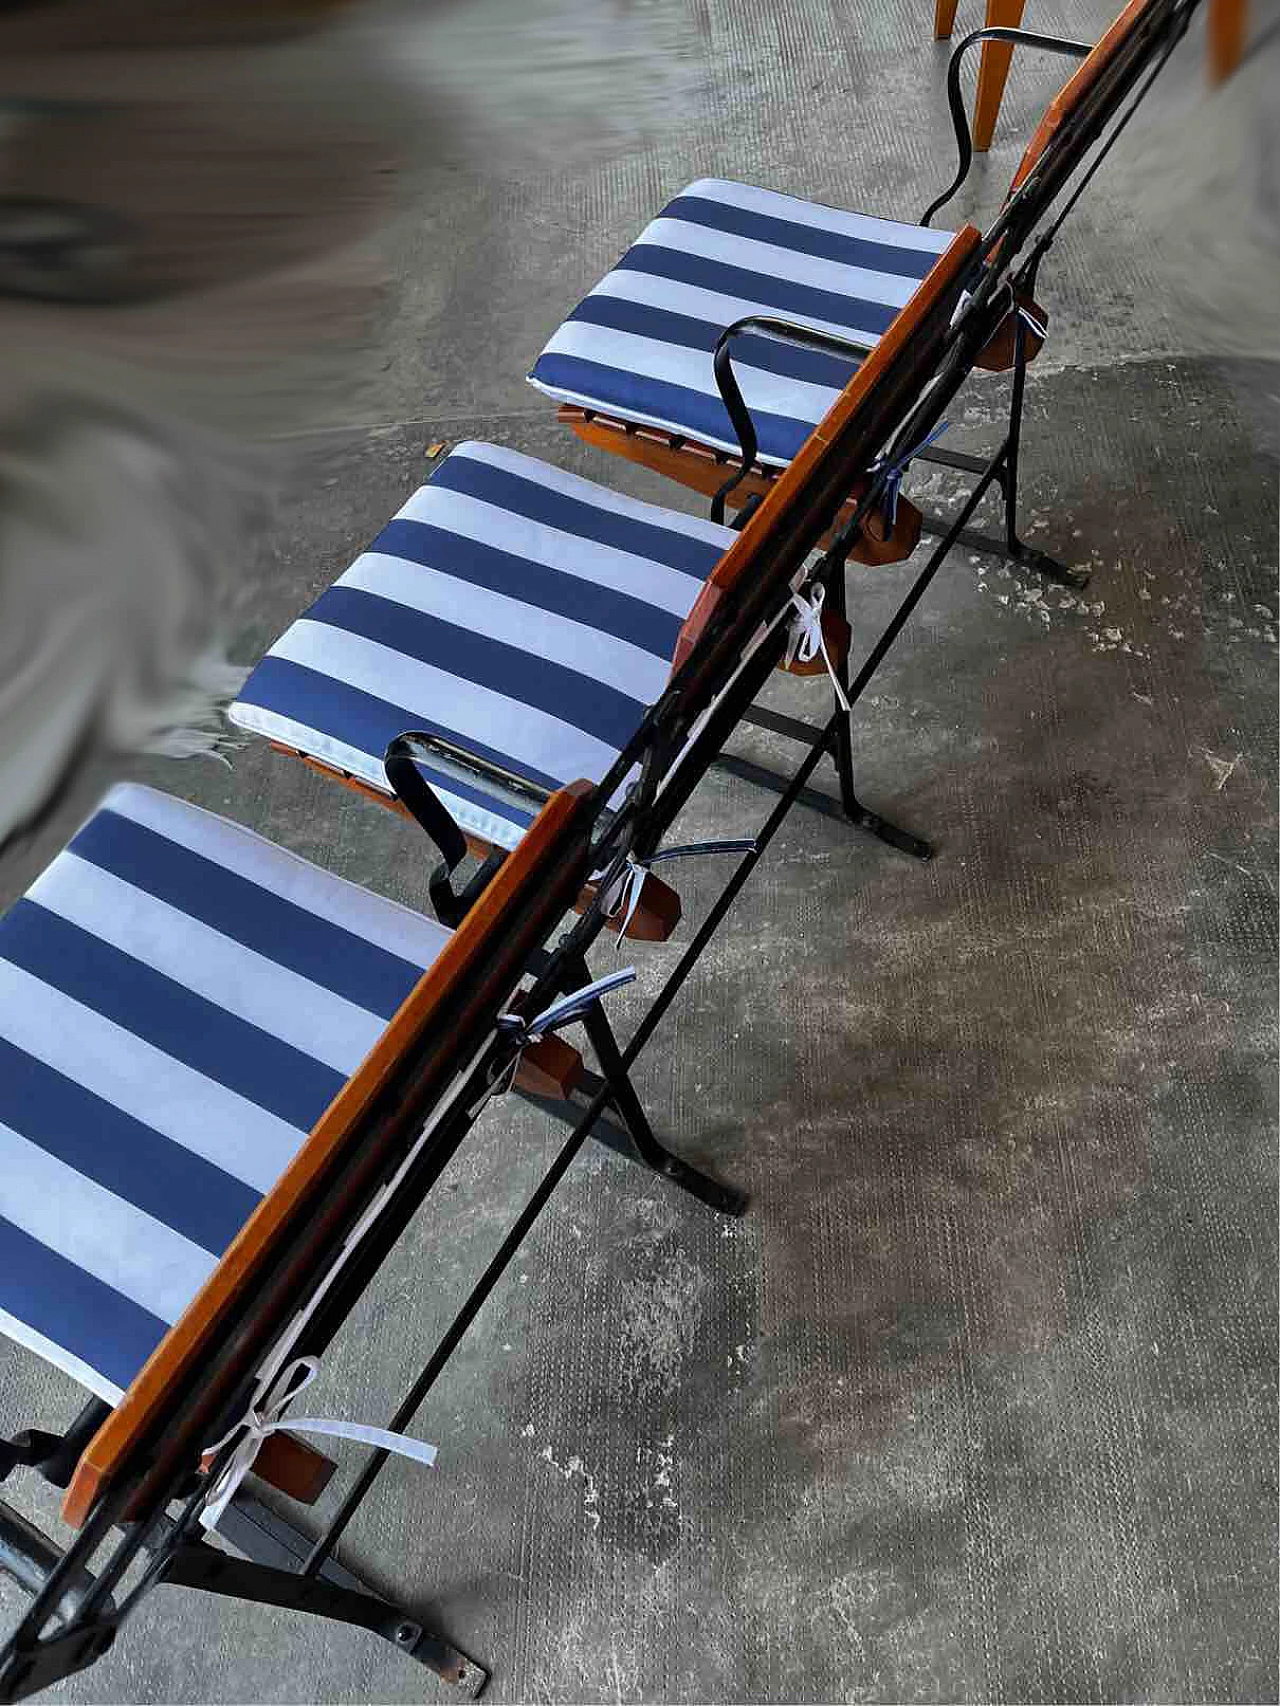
[606,858,652,942]
[603,837,758,950]
[202,1356,437,1530]
[500,969,638,1043]
[198,1029,505,1533]
[786,585,851,713]
[478,967,639,1098]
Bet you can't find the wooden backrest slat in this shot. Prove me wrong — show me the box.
[1007,0,1167,195]
[64,783,595,1528]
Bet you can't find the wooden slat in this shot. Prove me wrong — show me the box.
[1008,0,1155,193]
[64,783,597,1528]
[975,297,1046,371]
[198,1430,335,1507]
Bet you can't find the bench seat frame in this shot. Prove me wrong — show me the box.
[0,9,1200,1689]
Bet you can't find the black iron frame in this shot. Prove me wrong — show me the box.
[713,0,1198,846]
[723,293,1051,857]
[656,16,1187,599]
[0,237,978,1696]
[0,11,1201,1696]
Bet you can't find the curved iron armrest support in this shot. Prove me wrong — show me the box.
[921,26,1092,227]
[383,732,553,926]
[709,315,876,524]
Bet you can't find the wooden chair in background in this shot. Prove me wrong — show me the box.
[941,0,1247,138]
[935,0,1030,151]
[1206,0,1247,79]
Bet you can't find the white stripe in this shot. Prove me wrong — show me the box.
[678,179,955,255]
[394,485,716,617]
[588,262,888,350]
[30,852,385,1078]
[343,552,678,690]
[0,958,306,1193]
[102,785,451,972]
[541,319,843,424]
[446,441,736,549]
[222,703,529,853]
[0,1121,217,1322]
[0,1304,123,1405]
[638,216,926,311]
[265,619,624,789]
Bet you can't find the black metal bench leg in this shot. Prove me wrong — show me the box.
[514,1081,640,1156]
[0,1401,110,1494]
[914,319,1089,591]
[575,993,746,1217]
[825,566,934,861]
[162,1542,487,1696]
[999,314,1091,590]
[1,1465,486,1700]
[715,730,932,859]
[836,770,935,859]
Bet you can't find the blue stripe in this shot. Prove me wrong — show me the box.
[306,584,648,752]
[618,243,900,341]
[568,293,861,392]
[0,902,343,1133]
[0,1214,168,1394]
[367,518,689,660]
[430,451,725,579]
[531,352,815,466]
[70,808,425,1024]
[237,657,545,834]
[0,1034,259,1257]
[663,193,946,283]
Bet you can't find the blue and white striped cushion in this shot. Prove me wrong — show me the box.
[229,441,736,852]
[0,783,452,1405]
[528,177,953,467]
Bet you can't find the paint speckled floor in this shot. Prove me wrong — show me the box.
[1,1,1276,1701]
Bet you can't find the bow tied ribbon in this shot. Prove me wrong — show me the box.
[785,584,851,713]
[476,967,640,1099]
[202,1357,437,1531]
[869,420,950,529]
[603,838,757,946]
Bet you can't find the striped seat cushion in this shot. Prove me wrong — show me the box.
[229,441,736,852]
[528,177,954,467]
[0,783,453,1404]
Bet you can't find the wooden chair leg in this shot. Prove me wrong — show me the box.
[973,0,1027,151]
[935,0,961,39]
[1207,0,1247,82]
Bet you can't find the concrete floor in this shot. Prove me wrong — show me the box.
[1,2,1277,1702]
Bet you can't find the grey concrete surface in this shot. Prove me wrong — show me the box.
[1,2,1277,1702]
